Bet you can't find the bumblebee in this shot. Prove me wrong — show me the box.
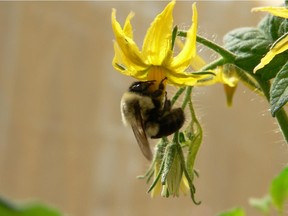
[120,78,185,160]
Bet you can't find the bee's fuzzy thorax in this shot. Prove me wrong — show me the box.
[120,92,154,126]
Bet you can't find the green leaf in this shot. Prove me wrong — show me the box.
[217,208,246,216]
[258,13,288,41]
[223,27,271,74]
[270,166,288,213]
[0,197,61,216]
[249,195,271,215]
[270,61,288,117]
[224,16,287,81]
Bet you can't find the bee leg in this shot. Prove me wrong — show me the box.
[162,91,172,113]
[158,77,167,91]
[150,77,167,98]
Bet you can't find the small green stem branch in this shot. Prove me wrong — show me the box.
[200,58,226,71]
[177,31,236,62]
[181,86,192,110]
[196,35,236,61]
[171,87,185,106]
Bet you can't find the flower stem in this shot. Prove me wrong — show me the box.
[177,31,236,61]
[171,87,185,106]
[196,35,236,61]
[200,58,226,71]
[182,86,192,110]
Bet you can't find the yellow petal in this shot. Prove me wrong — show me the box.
[150,160,163,197]
[252,7,288,19]
[111,9,146,68]
[113,41,148,80]
[194,66,239,87]
[150,180,162,198]
[176,39,206,71]
[168,3,198,72]
[141,1,175,65]
[221,65,239,87]
[254,34,288,72]
[166,70,206,86]
[123,12,135,39]
[224,84,238,107]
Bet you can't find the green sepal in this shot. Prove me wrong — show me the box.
[178,132,186,144]
[270,61,288,116]
[161,143,177,185]
[145,139,168,193]
[171,25,178,51]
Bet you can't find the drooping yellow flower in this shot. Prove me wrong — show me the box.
[252,6,288,73]
[197,65,239,87]
[111,1,207,87]
[198,65,239,106]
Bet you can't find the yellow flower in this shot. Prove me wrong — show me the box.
[252,6,288,73]
[198,65,239,87]
[111,1,206,87]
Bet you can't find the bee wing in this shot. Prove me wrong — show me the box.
[130,102,153,161]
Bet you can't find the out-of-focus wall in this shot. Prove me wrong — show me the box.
[0,1,286,216]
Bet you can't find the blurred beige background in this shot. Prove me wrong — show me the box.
[0,1,287,216]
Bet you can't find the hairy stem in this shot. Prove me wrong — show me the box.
[177,31,236,61]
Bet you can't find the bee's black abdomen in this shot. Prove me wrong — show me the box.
[151,108,185,139]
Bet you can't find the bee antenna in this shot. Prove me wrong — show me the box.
[160,77,167,83]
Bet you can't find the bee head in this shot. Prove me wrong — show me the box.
[128,80,156,96]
